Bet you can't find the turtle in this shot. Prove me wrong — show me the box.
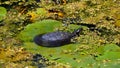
[33,27,82,47]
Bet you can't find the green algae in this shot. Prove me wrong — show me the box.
[18,19,62,42]
[18,19,80,42]
[0,6,7,21]
[18,19,120,67]
[0,0,120,68]
[22,42,120,68]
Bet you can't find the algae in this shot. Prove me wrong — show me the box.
[0,0,120,68]
[0,6,7,21]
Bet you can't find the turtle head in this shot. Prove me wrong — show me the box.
[71,27,83,37]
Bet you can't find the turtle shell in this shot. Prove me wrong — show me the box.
[34,31,72,47]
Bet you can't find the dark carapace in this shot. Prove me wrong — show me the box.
[34,27,82,47]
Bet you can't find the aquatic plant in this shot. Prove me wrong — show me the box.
[0,6,7,21]
[18,19,120,67]
[1,0,120,67]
